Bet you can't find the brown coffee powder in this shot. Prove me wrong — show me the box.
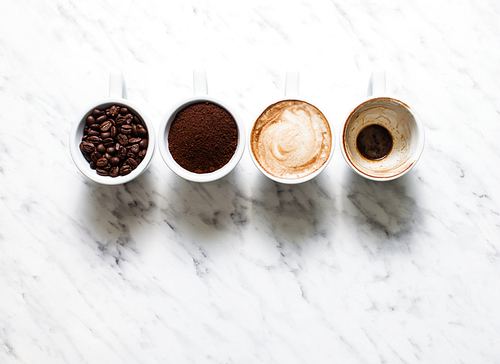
[168,102,238,174]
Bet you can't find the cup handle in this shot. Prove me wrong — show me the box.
[367,70,386,97]
[285,70,299,98]
[194,69,208,95]
[109,72,127,99]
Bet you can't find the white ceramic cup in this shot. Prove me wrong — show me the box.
[69,72,155,185]
[340,71,425,181]
[248,71,335,184]
[157,70,246,183]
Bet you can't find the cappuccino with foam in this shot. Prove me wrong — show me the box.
[250,100,332,180]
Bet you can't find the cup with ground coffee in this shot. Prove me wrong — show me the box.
[340,71,425,181]
[249,71,334,184]
[157,70,246,183]
[70,72,155,185]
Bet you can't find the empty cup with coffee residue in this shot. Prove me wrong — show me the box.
[340,70,425,181]
[158,70,246,183]
[249,71,334,184]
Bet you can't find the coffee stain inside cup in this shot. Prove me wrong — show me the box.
[356,124,393,160]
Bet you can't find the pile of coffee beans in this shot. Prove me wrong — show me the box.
[79,105,148,177]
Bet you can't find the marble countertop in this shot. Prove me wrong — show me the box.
[1,0,500,363]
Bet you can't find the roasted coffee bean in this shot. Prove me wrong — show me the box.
[88,129,100,137]
[110,126,117,138]
[97,144,106,154]
[110,105,120,117]
[109,166,119,177]
[121,125,132,135]
[138,149,147,158]
[110,157,120,166]
[83,153,92,163]
[91,152,102,163]
[120,165,132,176]
[87,136,101,144]
[130,144,140,155]
[92,109,103,118]
[139,139,148,149]
[89,123,101,130]
[96,158,108,167]
[103,153,112,160]
[96,115,107,124]
[100,132,111,139]
[80,141,95,154]
[103,138,115,147]
[115,116,126,127]
[117,148,127,160]
[100,120,112,132]
[96,168,109,176]
[131,124,137,136]
[120,107,128,114]
[126,158,138,170]
[125,114,133,124]
[117,134,128,146]
[129,137,141,144]
[86,115,96,126]
[107,147,116,155]
[90,161,97,170]
[137,125,148,138]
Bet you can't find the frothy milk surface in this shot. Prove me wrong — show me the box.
[251,100,332,179]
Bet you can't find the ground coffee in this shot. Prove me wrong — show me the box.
[168,102,238,174]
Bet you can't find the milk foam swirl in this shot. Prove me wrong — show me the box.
[251,100,332,179]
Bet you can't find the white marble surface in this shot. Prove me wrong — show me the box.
[1,0,500,363]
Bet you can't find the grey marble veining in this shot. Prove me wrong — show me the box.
[1,0,500,363]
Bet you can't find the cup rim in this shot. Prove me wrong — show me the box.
[248,97,335,185]
[69,98,156,185]
[157,95,246,183]
[340,96,425,181]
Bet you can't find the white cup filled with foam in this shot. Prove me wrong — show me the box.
[249,71,334,184]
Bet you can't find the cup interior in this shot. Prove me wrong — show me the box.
[342,97,424,180]
[70,99,155,185]
[157,96,246,183]
[248,98,334,184]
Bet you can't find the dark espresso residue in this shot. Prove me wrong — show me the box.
[356,124,393,160]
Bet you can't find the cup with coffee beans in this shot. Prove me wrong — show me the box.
[340,71,425,181]
[157,69,246,183]
[70,72,155,185]
[249,71,335,184]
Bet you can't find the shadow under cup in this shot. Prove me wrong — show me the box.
[342,97,424,180]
